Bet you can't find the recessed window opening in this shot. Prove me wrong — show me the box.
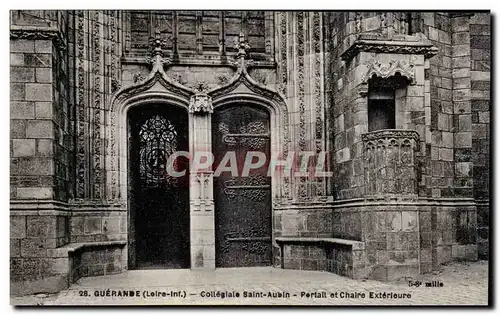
[368,86,395,132]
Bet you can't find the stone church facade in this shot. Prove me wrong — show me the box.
[10,11,491,296]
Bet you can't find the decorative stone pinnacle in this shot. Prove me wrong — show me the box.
[235,32,251,59]
[150,29,167,57]
[147,29,171,71]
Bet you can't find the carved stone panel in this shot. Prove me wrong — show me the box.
[363,129,419,196]
[189,94,213,114]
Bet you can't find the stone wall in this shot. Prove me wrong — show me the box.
[273,206,333,266]
[10,10,73,296]
[280,241,366,279]
[469,13,491,259]
[282,244,326,271]
[327,12,360,200]
[10,214,70,296]
[351,203,420,281]
[70,244,126,283]
[10,38,58,201]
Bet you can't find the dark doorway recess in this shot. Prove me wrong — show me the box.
[212,103,272,267]
[128,104,190,269]
[368,87,396,132]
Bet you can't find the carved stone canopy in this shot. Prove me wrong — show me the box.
[363,59,415,87]
[341,34,439,61]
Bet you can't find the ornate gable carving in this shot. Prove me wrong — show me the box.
[208,32,284,103]
[363,59,415,85]
[111,30,194,109]
[207,32,290,157]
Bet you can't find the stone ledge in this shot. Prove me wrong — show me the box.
[341,35,438,61]
[361,129,420,142]
[122,55,276,69]
[10,25,66,52]
[47,240,127,258]
[275,237,365,251]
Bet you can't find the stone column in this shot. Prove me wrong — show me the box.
[188,93,215,269]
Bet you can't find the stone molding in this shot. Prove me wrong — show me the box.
[10,25,66,51]
[341,35,438,61]
[449,12,475,18]
[361,129,420,142]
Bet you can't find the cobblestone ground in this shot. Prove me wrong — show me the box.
[12,260,489,306]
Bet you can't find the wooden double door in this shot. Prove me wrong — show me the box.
[127,103,272,269]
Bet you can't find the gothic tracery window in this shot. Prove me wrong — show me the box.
[139,114,178,187]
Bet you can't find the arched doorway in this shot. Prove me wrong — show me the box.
[127,104,190,269]
[212,103,272,267]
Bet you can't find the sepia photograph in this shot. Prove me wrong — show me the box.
[8,9,491,306]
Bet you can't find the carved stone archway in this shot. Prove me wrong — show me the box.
[108,62,194,203]
[108,31,197,269]
[107,31,290,270]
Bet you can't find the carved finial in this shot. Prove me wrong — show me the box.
[150,29,167,57]
[173,74,187,86]
[147,29,171,71]
[235,32,251,59]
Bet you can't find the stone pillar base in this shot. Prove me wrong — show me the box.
[190,204,215,270]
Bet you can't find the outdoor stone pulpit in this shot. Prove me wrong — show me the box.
[362,129,420,197]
